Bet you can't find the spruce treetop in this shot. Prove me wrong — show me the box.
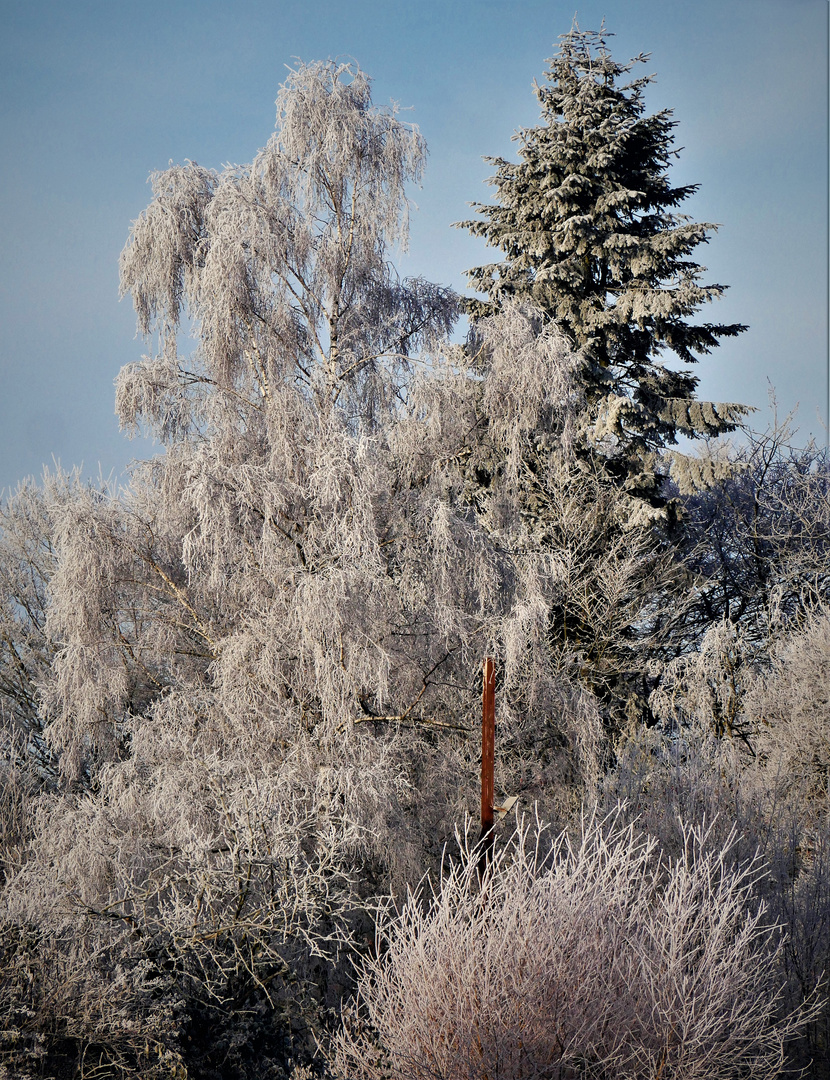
[459,23,750,503]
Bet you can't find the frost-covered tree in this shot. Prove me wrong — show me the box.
[459,24,749,502]
[458,300,693,730]
[118,59,457,433]
[0,61,471,1078]
[0,479,59,786]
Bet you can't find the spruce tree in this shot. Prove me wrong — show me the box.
[459,23,750,506]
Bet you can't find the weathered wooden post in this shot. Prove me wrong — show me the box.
[478,656,495,881]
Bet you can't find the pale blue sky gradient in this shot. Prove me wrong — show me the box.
[1,0,827,495]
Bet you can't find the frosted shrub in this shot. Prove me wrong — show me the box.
[331,813,813,1080]
[602,605,830,1075]
[748,607,830,1072]
[0,920,184,1080]
[0,738,361,1077]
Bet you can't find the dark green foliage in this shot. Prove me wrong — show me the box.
[459,23,750,501]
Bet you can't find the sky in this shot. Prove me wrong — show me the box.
[0,0,827,496]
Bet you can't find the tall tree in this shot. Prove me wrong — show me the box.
[0,64,471,1075]
[118,59,457,435]
[459,23,750,504]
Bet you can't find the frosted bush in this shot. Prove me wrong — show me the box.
[332,813,813,1080]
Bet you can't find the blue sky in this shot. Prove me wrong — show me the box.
[0,0,827,495]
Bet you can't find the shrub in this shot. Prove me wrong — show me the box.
[331,812,815,1080]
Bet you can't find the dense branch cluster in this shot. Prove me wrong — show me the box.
[336,814,815,1080]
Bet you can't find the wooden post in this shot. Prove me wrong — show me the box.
[478,657,495,881]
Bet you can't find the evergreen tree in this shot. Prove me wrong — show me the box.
[459,23,750,505]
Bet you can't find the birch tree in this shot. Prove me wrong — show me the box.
[118,59,457,433]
